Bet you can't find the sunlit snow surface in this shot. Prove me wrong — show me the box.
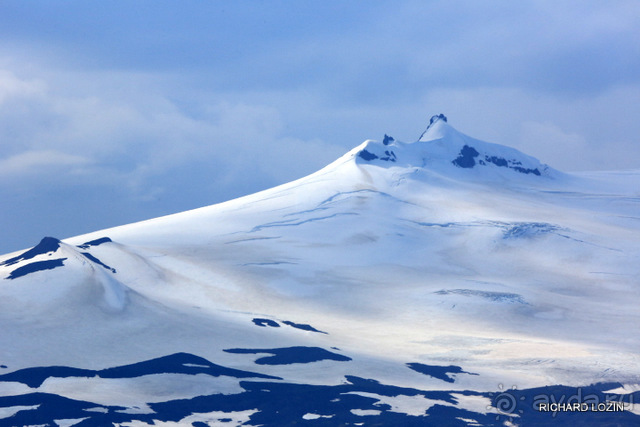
[1,118,639,425]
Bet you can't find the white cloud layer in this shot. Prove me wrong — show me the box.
[0,150,91,176]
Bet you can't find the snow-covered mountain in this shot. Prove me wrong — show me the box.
[1,115,639,426]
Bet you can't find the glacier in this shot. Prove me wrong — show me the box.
[0,115,638,426]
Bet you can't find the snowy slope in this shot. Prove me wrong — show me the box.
[1,115,638,426]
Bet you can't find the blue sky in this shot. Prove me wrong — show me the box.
[1,1,639,254]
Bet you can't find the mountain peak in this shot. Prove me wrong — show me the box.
[418,113,456,142]
[353,115,554,178]
[423,113,447,131]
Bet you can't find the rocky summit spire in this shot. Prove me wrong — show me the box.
[418,114,448,141]
[429,113,447,125]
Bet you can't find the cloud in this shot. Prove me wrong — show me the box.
[518,121,591,170]
[331,0,640,98]
[412,83,640,171]
[0,64,348,205]
[0,150,91,177]
[0,64,349,253]
[0,69,45,103]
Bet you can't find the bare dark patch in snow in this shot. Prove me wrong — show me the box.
[223,347,351,365]
[81,252,116,273]
[1,237,61,267]
[407,363,478,383]
[6,258,67,280]
[0,353,279,388]
[252,318,280,328]
[77,237,112,249]
[282,320,327,334]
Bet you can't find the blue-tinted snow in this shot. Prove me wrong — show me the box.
[250,213,357,233]
[2,360,636,427]
[252,318,280,328]
[435,289,527,304]
[282,320,327,334]
[223,347,350,365]
[241,261,296,266]
[6,258,67,280]
[224,236,281,244]
[282,207,330,217]
[0,352,636,426]
[0,237,61,267]
[503,222,560,239]
[318,189,416,208]
[407,363,478,383]
[409,220,458,228]
[76,237,112,249]
[244,190,413,234]
[81,252,116,273]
